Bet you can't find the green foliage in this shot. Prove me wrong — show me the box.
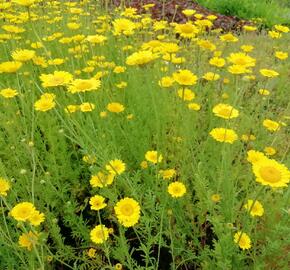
[196,0,290,27]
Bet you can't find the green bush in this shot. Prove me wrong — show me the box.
[196,0,290,27]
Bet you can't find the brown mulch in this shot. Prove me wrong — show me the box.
[112,0,251,31]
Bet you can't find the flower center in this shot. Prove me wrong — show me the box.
[173,187,181,194]
[19,208,30,218]
[120,204,134,216]
[219,108,232,117]
[51,76,64,85]
[94,230,106,240]
[181,25,194,34]
[259,166,281,183]
[77,81,92,90]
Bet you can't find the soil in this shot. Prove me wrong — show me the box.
[112,0,252,31]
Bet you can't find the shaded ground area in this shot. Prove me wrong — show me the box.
[112,0,251,31]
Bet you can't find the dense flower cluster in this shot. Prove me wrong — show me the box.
[0,1,289,269]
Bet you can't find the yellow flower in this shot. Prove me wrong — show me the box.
[116,81,127,89]
[203,72,220,81]
[188,103,201,111]
[240,45,254,53]
[65,105,79,114]
[82,155,96,164]
[197,39,216,51]
[40,71,73,88]
[143,3,155,10]
[258,89,270,96]
[47,58,65,65]
[34,93,56,112]
[100,111,107,118]
[0,2,11,9]
[2,25,25,34]
[173,69,198,86]
[168,181,186,198]
[227,52,256,67]
[107,102,125,113]
[31,42,43,49]
[89,195,107,211]
[263,119,280,132]
[243,75,255,81]
[12,49,35,62]
[247,150,267,164]
[115,263,123,270]
[0,61,22,73]
[13,0,36,7]
[90,172,115,188]
[126,51,158,66]
[243,25,257,32]
[244,199,264,217]
[145,150,163,164]
[210,128,238,144]
[177,88,195,101]
[159,169,176,180]
[211,194,221,203]
[212,104,239,119]
[158,76,174,88]
[106,159,126,175]
[252,158,290,188]
[32,56,47,68]
[182,9,196,17]
[90,225,109,244]
[195,19,213,28]
[0,177,11,196]
[234,231,251,250]
[140,161,148,169]
[10,202,36,221]
[207,15,217,21]
[264,146,276,156]
[220,33,238,42]
[87,248,96,258]
[153,20,168,31]
[0,88,18,98]
[141,40,163,52]
[241,134,256,142]
[162,53,185,64]
[268,30,282,39]
[260,69,279,78]
[175,23,199,39]
[19,231,38,251]
[275,51,288,60]
[274,25,289,33]
[80,102,95,112]
[209,57,225,68]
[228,65,250,75]
[28,210,45,226]
[114,197,141,227]
[67,22,81,30]
[113,18,136,36]
[86,34,107,44]
[121,7,138,18]
[68,78,101,93]
[194,14,203,19]
[113,66,126,73]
